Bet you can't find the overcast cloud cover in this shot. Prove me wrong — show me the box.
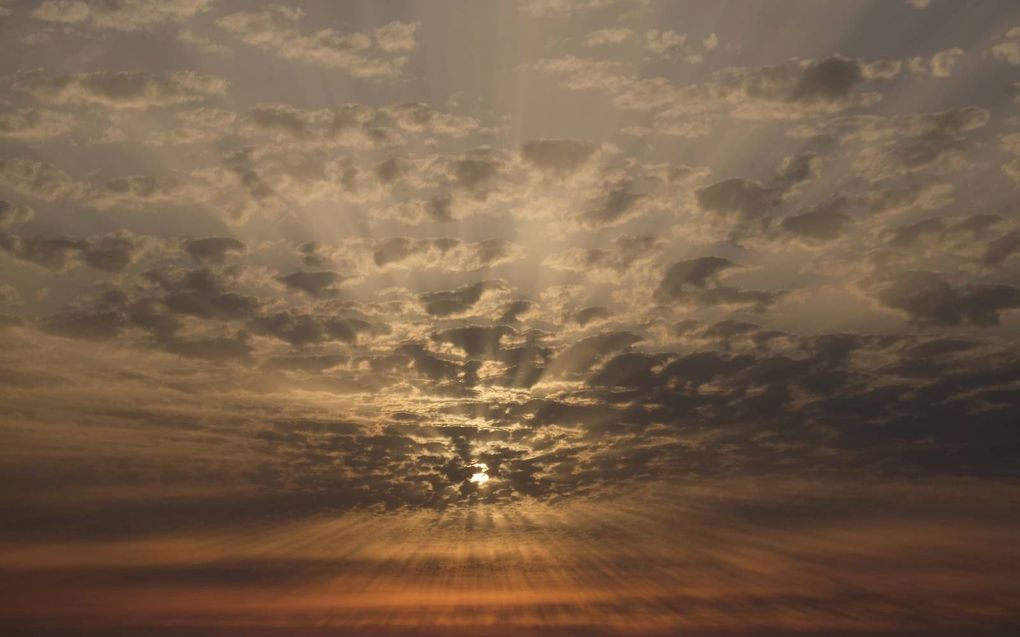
[1,1,1019,635]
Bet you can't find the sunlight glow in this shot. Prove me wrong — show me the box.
[470,463,489,484]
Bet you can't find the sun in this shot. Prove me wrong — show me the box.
[469,463,489,484]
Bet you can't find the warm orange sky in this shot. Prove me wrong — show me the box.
[1,0,1020,635]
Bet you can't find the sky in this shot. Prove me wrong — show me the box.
[0,0,1019,635]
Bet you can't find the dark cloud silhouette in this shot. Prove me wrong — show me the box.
[696,153,820,240]
[279,270,346,297]
[521,138,596,175]
[420,280,502,316]
[184,237,246,262]
[140,267,261,321]
[869,271,1020,326]
[250,311,373,347]
[654,257,785,311]
[781,196,853,243]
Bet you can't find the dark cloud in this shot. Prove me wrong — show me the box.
[578,182,648,227]
[147,267,261,320]
[980,230,1020,268]
[82,234,141,272]
[655,257,784,310]
[0,229,140,272]
[250,311,373,347]
[374,156,406,184]
[420,280,501,317]
[279,270,346,297]
[696,153,819,240]
[792,56,864,101]
[42,291,129,341]
[781,196,853,243]
[869,271,1020,326]
[184,237,246,263]
[544,331,643,379]
[884,216,947,248]
[0,234,88,270]
[521,138,596,175]
[574,305,610,326]
[499,299,535,323]
[548,234,661,278]
[433,325,515,359]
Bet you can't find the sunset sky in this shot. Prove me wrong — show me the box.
[1,1,1019,635]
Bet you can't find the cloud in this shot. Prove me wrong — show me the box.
[250,311,372,347]
[989,26,1020,65]
[3,6,1020,627]
[433,325,515,359]
[244,101,483,146]
[978,231,1020,268]
[1004,158,1020,182]
[519,0,639,18]
[798,107,989,182]
[86,174,216,211]
[530,54,896,120]
[372,237,522,271]
[11,70,227,109]
[42,291,130,341]
[144,267,261,321]
[420,281,505,317]
[183,237,246,263]
[864,183,953,215]
[0,108,75,140]
[521,139,596,175]
[0,234,88,271]
[573,305,610,326]
[655,256,736,293]
[546,234,662,280]
[867,270,1020,326]
[909,47,965,78]
[161,333,253,362]
[577,182,652,227]
[278,271,347,297]
[217,7,418,79]
[31,0,209,31]
[780,196,854,244]
[0,282,20,304]
[585,28,632,47]
[644,29,687,60]
[655,257,784,311]
[695,152,820,241]
[1,224,144,273]
[0,200,34,228]
[178,28,233,56]
[543,331,642,379]
[146,107,239,145]
[855,107,989,180]
[82,233,144,272]
[0,158,85,200]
